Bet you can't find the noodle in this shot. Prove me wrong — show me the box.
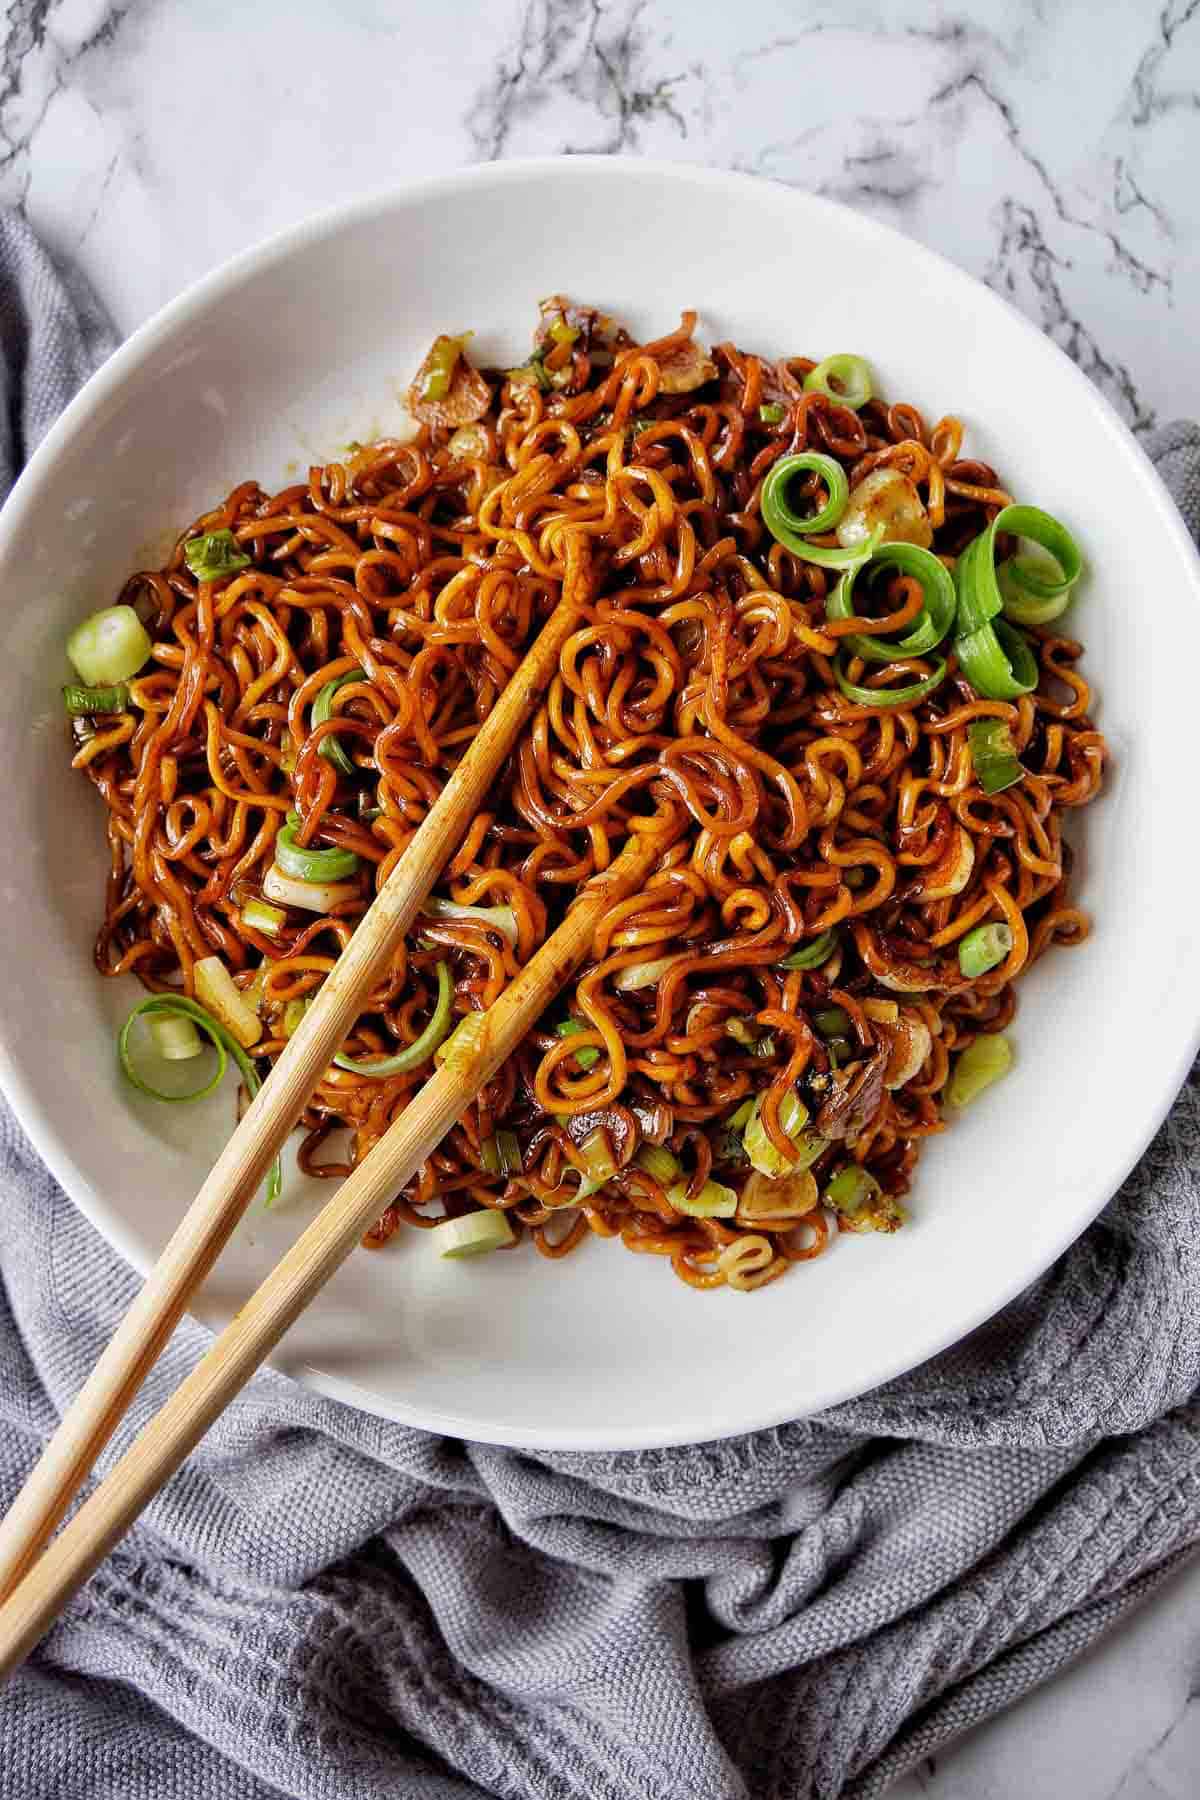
[69,298,1106,1291]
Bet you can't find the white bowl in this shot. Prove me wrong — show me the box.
[1,159,1196,1450]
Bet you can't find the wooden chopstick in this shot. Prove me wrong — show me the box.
[0,825,666,1676]
[0,587,587,1605]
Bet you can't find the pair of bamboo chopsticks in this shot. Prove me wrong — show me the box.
[0,570,666,1675]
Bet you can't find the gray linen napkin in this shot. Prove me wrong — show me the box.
[0,211,1198,1800]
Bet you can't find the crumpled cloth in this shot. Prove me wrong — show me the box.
[0,208,1198,1800]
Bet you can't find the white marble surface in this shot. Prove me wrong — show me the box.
[4,0,1199,1794]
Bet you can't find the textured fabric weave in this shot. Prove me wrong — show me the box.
[0,214,1198,1800]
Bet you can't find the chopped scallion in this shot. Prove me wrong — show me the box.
[333,962,453,1077]
[967,718,1024,795]
[781,929,839,971]
[422,895,518,947]
[743,1090,827,1178]
[759,402,786,424]
[635,1144,682,1185]
[947,1033,1012,1107]
[613,954,680,992]
[803,353,873,410]
[578,1127,618,1187]
[312,669,361,777]
[283,998,309,1036]
[193,956,264,1049]
[667,1176,738,1218]
[835,654,948,711]
[486,1130,523,1177]
[149,1011,203,1062]
[824,1164,882,1216]
[62,681,130,716]
[434,1209,514,1259]
[262,863,358,915]
[66,605,153,687]
[958,923,1012,980]
[117,994,280,1203]
[419,333,470,404]
[555,1018,599,1069]
[435,1008,487,1075]
[183,529,251,583]
[826,542,957,662]
[241,898,287,939]
[276,815,360,884]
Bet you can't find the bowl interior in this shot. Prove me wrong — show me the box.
[1,160,1197,1449]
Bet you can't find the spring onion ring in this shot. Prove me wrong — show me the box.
[312,669,362,776]
[763,452,884,572]
[803,353,873,410]
[276,814,360,883]
[826,542,957,662]
[333,961,453,1076]
[118,994,280,1204]
[955,503,1083,634]
[955,617,1038,701]
[835,655,948,710]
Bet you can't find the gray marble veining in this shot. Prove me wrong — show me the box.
[0,1,1197,1795]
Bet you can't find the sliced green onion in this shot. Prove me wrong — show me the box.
[283,998,309,1036]
[507,357,550,391]
[968,718,1024,795]
[958,922,1012,979]
[728,1098,756,1131]
[241,898,287,938]
[66,606,152,687]
[435,1008,486,1074]
[824,1164,882,1216]
[761,452,849,541]
[333,962,453,1077]
[780,928,839,971]
[434,1208,514,1259]
[826,543,957,662]
[183,529,251,583]
[635,1144,682,1185]
[118,995,279,1203]
[955,616,1038,702]
[312,669,361,777]
[480,1129,522,1177]
[62,681,130,716]
[743,1090,828,1178]
[262,864,358,915]
[276,815,360,884]
[824,1163,906,1231]
[724,1018,757,1046]
[613,954,680,993]
[814,1006,851,1038]
[193,955,262,1049]
[548,320,579,347]
[955,504,1082,633]
[947,1033,1012,1107]
[578,1127,618,1187]
[422,895,518,947]
[556,1018,599,1069]
[759,402,786,424]
[419,333,470,405]
[826,1036,852,1066]
[835,654,947,711]
[803,353,873,410]
[149,1012,203,1061]
[753,1033,776,1059]
[667,1177,738,1219]
[448,423,489,461]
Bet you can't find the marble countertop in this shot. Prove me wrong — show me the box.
[4,0,1198,1794]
